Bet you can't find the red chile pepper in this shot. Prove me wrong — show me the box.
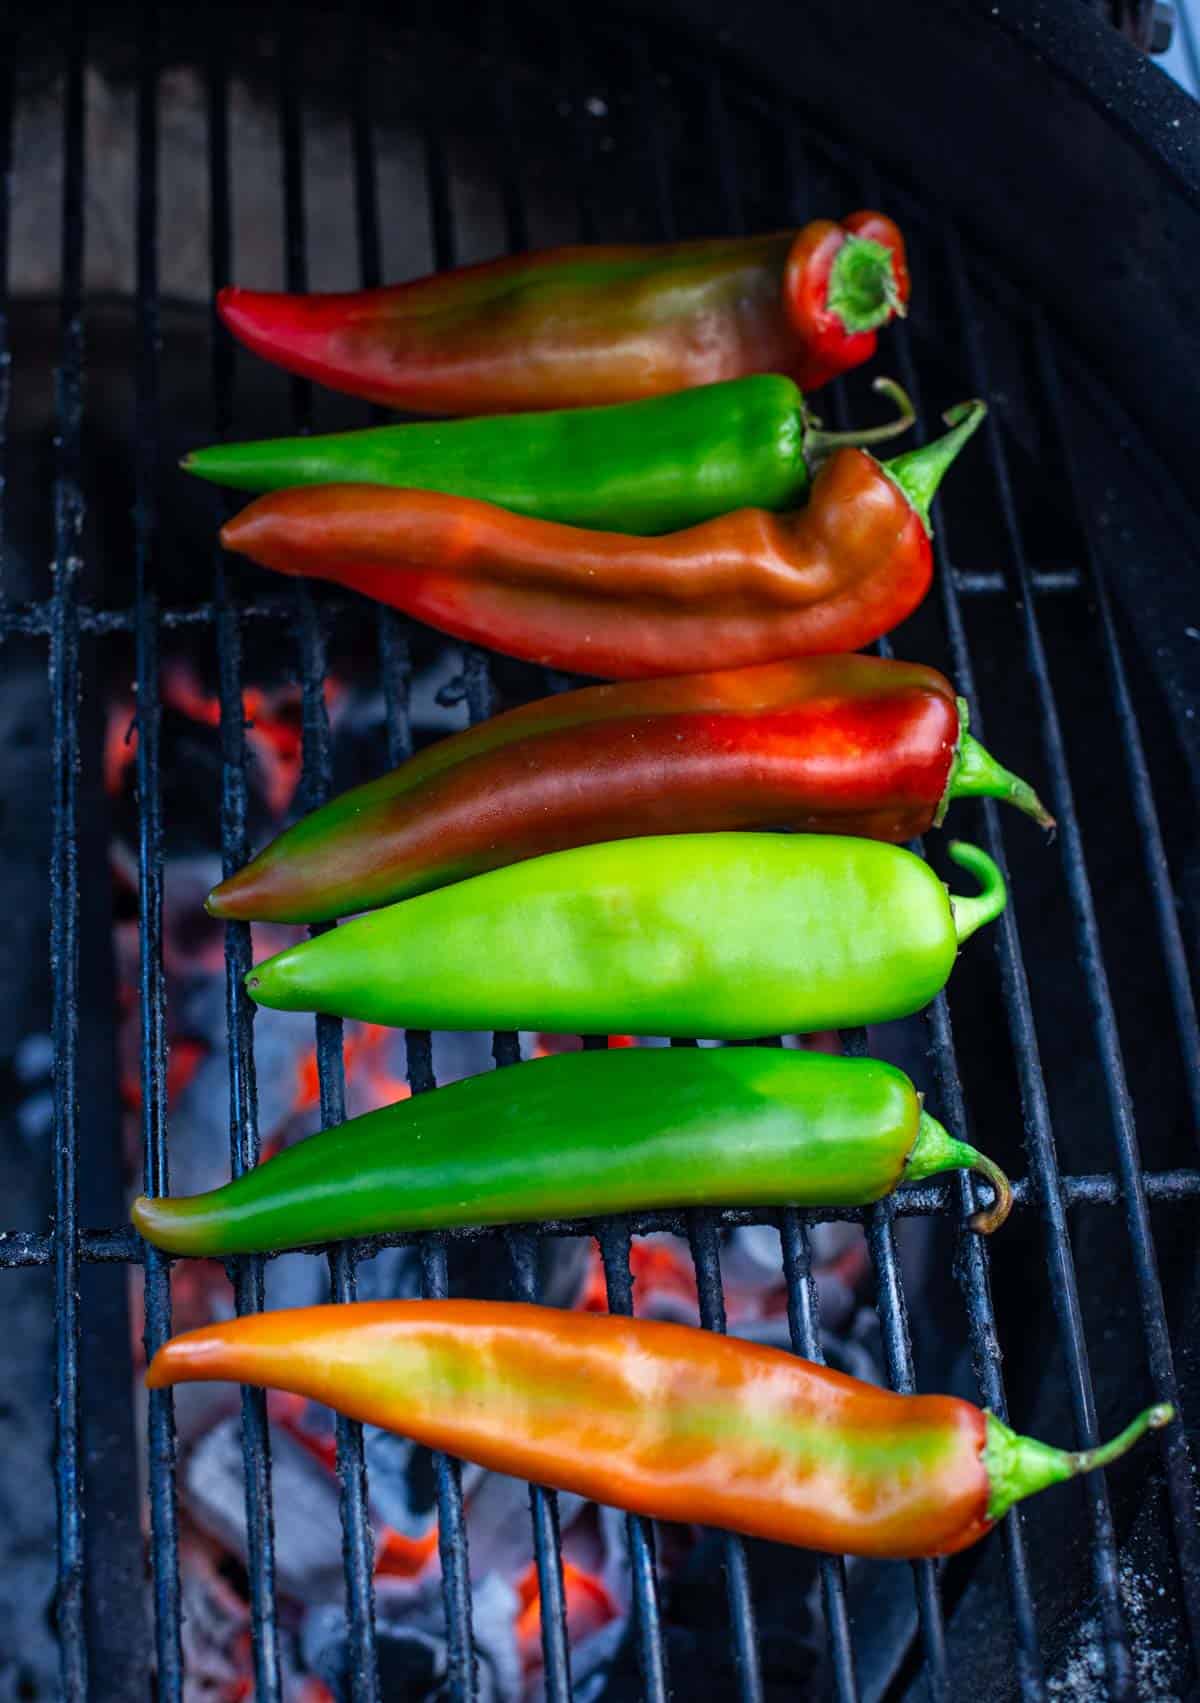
[220,403,983,681]
[208,654,1051,926]
[216,213,909,415]
[146,1301,1171,1561]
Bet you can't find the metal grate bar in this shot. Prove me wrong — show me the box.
[888,261,1138,1699]
[0,564,1082,642]
[687,1211,766,1703]
[472,27,588,1697]
[7,1165,1198,1272]
[779,1211,861,1703]
[272,18,381,1697]
[508,1230,574,1698]
[422,1238,478,1699]
[399,21,483,1690]
[5,1165,1200,1269]
[945,227,1200,1667]
[925,992,1046,1699]
[556,14,598,242]
[487,0,530,255]
[631,30,676,242]
[848,141,1048,1689]
[132,6,184,1697]
[1030,313,1200,1133]
[777,126,960,1692]
[866,1195,952,1703]
[50,5,88,1691]
[205,12,283,1695]
[867,221,1143,1693]
[597,1217,671,1703]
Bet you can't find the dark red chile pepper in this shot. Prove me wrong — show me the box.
[216,212,909,415]
[208,654,1051,926]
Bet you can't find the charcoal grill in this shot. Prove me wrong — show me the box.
[2,0,1199,1698]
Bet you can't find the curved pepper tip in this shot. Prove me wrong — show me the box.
[946,840,1007,944]
[965,1148,1013,1235]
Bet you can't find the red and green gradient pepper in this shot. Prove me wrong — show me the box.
[145,1300,1171,1561]
[243,831,1007,1038]
[216,213,909,415]
[132,1046,1012,1254]
[183,374,914,536]
[219,403,983,680]
[209,654,1050,926]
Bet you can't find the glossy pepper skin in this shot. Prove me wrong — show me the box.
[183,374,915,536]
[216,213,910,415]
[219,404,983,681]
[244,831,1008,1039]
[146,1301,1172,1560]
[208,655,1051,926]
[132,1047,1013,1255]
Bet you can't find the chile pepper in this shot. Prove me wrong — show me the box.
[208,655,1050,926]
[216,212,910,416]
[182,376,915,536]
[132,1046,1013,1254]
[244,832,1007,1038]
[146,1300,1171,1560]
[219,403,983,681]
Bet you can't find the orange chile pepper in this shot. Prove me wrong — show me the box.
[146,1301,1171,1562]
[216,213,909,415]
[220,403,983,682]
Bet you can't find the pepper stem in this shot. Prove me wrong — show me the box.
[937,698,1055,829]
[883,400,987,535]
[805,378,916,456]
[984,1404,1174,1523]
[946,840,1007,943]
[825,234,904,334]
[902,1110,1013,1233]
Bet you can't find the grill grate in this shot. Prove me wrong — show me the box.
[2,1,1198,1700]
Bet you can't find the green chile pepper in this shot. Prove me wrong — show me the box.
[132,1046,1013,1256]
[245,833,1006,1039]
[182,375,914,536]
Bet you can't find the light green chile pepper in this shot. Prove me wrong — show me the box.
[245,833,1006,1040]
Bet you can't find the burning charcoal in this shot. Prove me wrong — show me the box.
[303,1573,521,1703]
[430,1029,503,1086]
[360,1427,437,1543]
[465,1470,588,1585]
[544,1616,627,1703]
[264,1250,328,1314]
[184,1415,346,1603]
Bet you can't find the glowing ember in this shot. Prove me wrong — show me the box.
[515,1560,619,1669]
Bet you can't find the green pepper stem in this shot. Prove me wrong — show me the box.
[903,1110,1013,1233]
[984,1404,1174,1523]
[939,699,1056,829]
[805,378,916,455]
[883,400,987,534]
[825,233,904,334]
[946,840,1007,944]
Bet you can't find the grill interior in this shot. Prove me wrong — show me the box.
[2,2,1199,1700]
